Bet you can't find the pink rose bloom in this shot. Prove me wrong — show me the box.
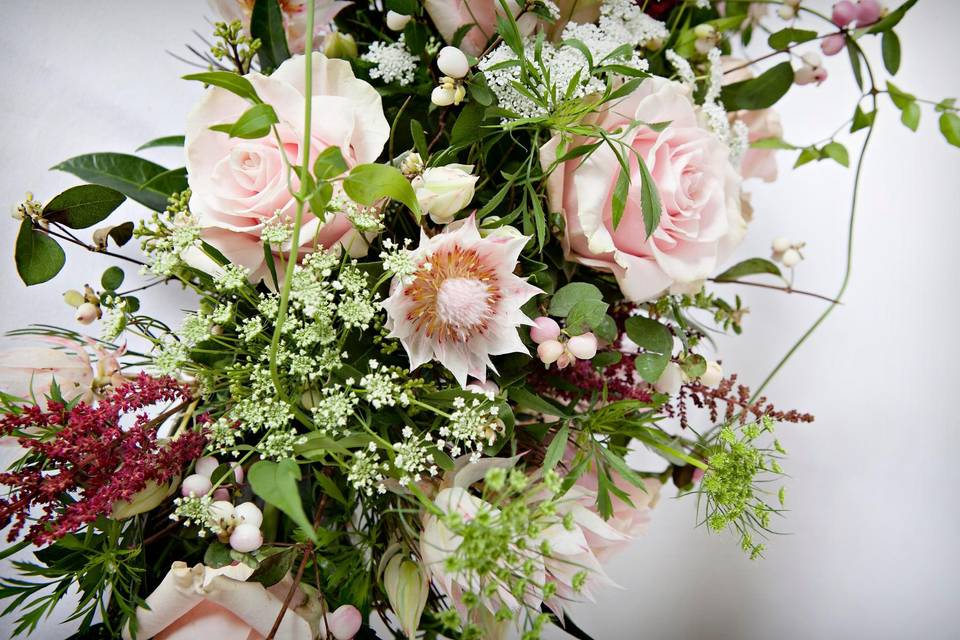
[124,561,359,640]
[186,53,389,284]
[541,77,746,302]
[382,215,540,387]
[722,57,783,183]
[208,0,350,54]
[423,0,539,56]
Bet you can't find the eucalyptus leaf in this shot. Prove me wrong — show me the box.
[624,316,672,383]
[42,185,126,229]
[101,266,124,291]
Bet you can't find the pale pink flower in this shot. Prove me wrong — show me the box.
[541,77,746,302]
[381,215,540,387]
[208,0,350,54]
[185,53,389,284]
[423,0,539,56]
[722,57,784,183]
[124,561,343,640]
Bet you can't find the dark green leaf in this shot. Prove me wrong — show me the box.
[714,257,782,282]
[251,0,291,74]
[136,135,185,151]
[42,185,126,229]
[409,120,429,159]
[548,282,603,317]
[636,152,662,238]
[565,299,609,335]
[313,146,348,180]
[624,316,672,383]
[52,153,185,212]
[451,102,486,146]
[767,28,818,50]
[866,0,918,34]
[343,164,421,220]
[140,167,189,195]
[386,0,417,13]
[204,541,234,568]
[467,75,495,106]
[248,548,296,587]
[939,112,960,147]
[847,38,864,90]
[881,30,901,75]
[210,103,279,139]
[822,141,850,167]
[101,266,124,291]
[901,101,920,131]
[15,219,65,286]
[403,20,430,53]
[591,350,622,368]
[183,71,262,103]
[107,221,135,247]
[611,167,629,230]
[594,314,618,342]
[720,62,793,110]
[509,387,570,418]
[248,459,318,544]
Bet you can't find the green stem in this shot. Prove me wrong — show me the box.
[268,3,316,398]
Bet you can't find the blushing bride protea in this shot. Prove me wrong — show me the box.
[382,216,539,386]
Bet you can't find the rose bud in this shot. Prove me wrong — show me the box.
[537,339,564,365]
[437,46,470,79]
[821,33,846,56]
[228,523,263,553]
[567,332,598,360]
[529,316,561,344]
[411,164,478,224]
[386,10,412,31]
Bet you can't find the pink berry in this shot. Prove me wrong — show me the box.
[855,0,882,26]
[567,332,598,360]
[537,339,564,364]
[831,0,857,26]
[230,462,244,484]
[195,456,219,478]
[212,488,231,501]
[229,523,263,553]
[181,473,212,498]
[529,316,561,344]
[821,33,846,56]
[234,502,263,528]
[327,604,363,640]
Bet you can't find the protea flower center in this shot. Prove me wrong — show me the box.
[403,245,502,343]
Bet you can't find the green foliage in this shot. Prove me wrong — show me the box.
[249,459,319,543]
[767,28,817,50]
[101,266,124,291]
[881,30,901,75]
[343,163,422,220]
[251,0,291,74]
[720,62,793,110]
[182,71,263,103]
[15,219,65,286]
[714,257,782,283]
[547,282,603,317]
[210,103,279,139]
[135,135,185,151]
[624,316,672,383]
[52,153,187,212]
[42,185,126,229]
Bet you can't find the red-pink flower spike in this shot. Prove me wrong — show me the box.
[0,374,206,545]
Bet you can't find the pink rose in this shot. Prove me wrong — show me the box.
[541,77,746,302]
[423,0,538,57]
[208,0,350,54]
[722,57,784,183]
[186,53,389,284]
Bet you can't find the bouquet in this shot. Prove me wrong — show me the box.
[1,0,955,638]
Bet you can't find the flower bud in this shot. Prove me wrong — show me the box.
[63,289,86,308]
[400,152,424,178]
[326,604,363,640]
[831,0,857,26]
[383,555,429,639]
[229,523,263,553]
[567,332,598,360]
[181,473,213,498]
[234,501,263,528]
[431,85,456,107]
[693,24,716,39]
[855,0,883,25]
[537,339,564,365]
[322,31,358,60]
[195,455,219,478]
[821,33,846,56]
[777,5,796,19]
[75,302,100,325]
[412,164,478,224]
[112,480,176,519]
[529,316,561,344]
[700,361,723,388]
[437,46,470,79]
[781,248,802,267]
[771,236,792,253]
[386,10,412,31]
[653,362,683,395]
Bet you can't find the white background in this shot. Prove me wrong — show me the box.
[1,2,958,639]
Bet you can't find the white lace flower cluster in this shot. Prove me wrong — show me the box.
[348,442,386,496]
[392,426,439,487]
[438,396,502,461]
[362,36,418,86]
[479,1,665,119]
[380,237,418,281]
[359,360,410,409]
[310,385,359,436]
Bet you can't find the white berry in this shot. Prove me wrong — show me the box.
[437,46,470,79]
[181,474,212,498]
[385,11,411,31]
[233,502,263,528]
[781,248,802,267]
[229,523,263,553]
[195,456,219,478]
[771,236,792,253]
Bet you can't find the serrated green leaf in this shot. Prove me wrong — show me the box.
[15,219,65,286]
[42,185,126,229]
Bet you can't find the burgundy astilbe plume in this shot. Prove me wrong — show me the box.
[0,374,207,545]
[667,374,816,428]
